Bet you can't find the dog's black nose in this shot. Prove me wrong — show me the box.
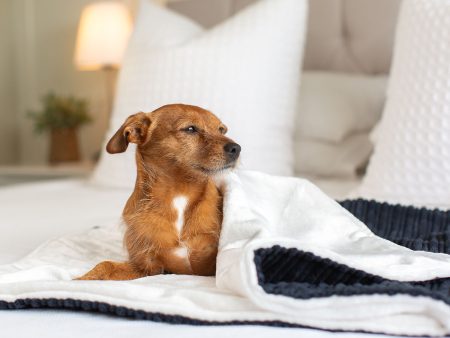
[224,143,241,161]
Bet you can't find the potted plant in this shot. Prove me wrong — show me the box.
[29,92,92,164]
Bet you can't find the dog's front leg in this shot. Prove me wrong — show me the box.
[75,261,146,281]
[187,234,219,276]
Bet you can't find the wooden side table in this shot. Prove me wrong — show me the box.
[0,162,94,187]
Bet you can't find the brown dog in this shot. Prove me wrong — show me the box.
[77,104,240,280]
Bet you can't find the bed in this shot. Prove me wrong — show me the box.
[0,178,383,338]
[0,0,412,337]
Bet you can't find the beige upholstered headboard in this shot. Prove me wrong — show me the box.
[168,0,402,75]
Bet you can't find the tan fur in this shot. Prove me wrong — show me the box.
[76,104,240,280]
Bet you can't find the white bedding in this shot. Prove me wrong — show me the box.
[0,180,129,264]
[0,177,381,338]
[0,177,357,264]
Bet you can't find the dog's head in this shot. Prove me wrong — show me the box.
[106,104,241,175]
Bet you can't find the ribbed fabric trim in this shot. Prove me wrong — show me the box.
[255,246,450,305]
[0,298,437,337]
[340,199,449,254]
[0,298,297,326]
[255,199,450,308]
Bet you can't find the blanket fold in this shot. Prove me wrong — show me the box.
[1,171,449,336]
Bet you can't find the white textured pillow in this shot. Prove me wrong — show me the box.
[91,0,307,188]
[297,72,387,143]
[354,0,450,208]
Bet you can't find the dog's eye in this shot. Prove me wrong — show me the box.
[219,127,226,134]
[183,126,197,134]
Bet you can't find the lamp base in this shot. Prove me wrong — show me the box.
[102,65,117,122]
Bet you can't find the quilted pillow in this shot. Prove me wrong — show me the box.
[91,0,308,188]
[297,72,387,143]
[354,0,450,208]
[294,71,387,178]
[294,133,373,178]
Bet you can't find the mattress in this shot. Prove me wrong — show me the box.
[0,177,393,338]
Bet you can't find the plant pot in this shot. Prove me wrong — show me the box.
[49,127,80,164]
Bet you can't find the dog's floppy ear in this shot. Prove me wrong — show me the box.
[106,112,151,154]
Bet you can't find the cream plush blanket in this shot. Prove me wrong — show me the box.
[1,171,449,336]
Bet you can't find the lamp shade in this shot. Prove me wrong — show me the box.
[74,2,132,70]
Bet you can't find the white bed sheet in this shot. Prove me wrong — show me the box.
[0,177,381,338]
[0,179,129,264]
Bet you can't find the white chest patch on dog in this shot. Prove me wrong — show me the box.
[172,195,188,236]
[173,246,188,259]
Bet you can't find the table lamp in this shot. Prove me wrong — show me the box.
[74,1,132,118]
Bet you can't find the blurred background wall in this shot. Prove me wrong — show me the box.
[0,0,137,165]
[0,0,249,165]
[0,0,18,164]
[0,0,399,165]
